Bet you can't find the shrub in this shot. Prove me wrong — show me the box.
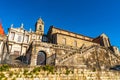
[42,65,54,74]
[9,71,14,77]
[65,69,71,75]
[0,73,5,79]
[32,67,41,73]
[23,69,28,75]
[0,64,10,72]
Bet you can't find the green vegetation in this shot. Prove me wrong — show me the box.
[65,69,71,75]
[0,64,10,71]
[0,65,9,79]
[23,69,29,75]
[9,71,14,77]
[32,66,41,73]
[42,65,54,74]
[93,67,96,72]
[0,73,5,80]
[0,64,119,79]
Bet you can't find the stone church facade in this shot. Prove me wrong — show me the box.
[3,18,120,69]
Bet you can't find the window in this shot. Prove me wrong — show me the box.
[17,35,22,42]
[39,25,42,30]
[24,35,29,43]
[62,38,66,45]
[74,40,77,47]
[42,36,48,42]
[10,32,15,40]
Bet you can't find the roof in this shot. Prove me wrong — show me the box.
[48,26,94,39]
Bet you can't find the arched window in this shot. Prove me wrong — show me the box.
[10,32,15,40]
[37,51,46,65]
[39,25,42,30]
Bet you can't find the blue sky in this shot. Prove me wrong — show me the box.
[0,0,120,48]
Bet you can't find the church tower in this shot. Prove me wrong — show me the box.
[35,18,44,35]
[100,33,111,47]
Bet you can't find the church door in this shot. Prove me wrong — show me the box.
[37,51,46,65]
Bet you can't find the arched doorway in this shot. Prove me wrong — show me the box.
[37,51,46,65]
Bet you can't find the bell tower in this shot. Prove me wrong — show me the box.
[100,33,111,47]
[35,18,44,35]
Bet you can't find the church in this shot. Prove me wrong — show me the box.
[1,18,120,70]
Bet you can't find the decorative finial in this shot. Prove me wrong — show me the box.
[11,24,14,28]
[21,23,24,28]
[29,28,32,32]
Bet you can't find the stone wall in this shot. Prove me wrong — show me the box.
[56,33,98,47]
[0,66,120,80]
[28,41,120,69]
[50,27,93,41]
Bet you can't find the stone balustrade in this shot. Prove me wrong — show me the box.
[32,41,79,51]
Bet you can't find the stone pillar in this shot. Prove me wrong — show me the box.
[30,46,37,66]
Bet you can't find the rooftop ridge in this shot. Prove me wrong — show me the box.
[50,25,94,39]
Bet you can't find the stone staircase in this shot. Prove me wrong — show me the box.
[56,44,120,70]
[81,45,97,53]
[58,52,76,64]
[57,45,97,64]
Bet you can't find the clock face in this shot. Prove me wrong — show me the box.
[37,51,46,65]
